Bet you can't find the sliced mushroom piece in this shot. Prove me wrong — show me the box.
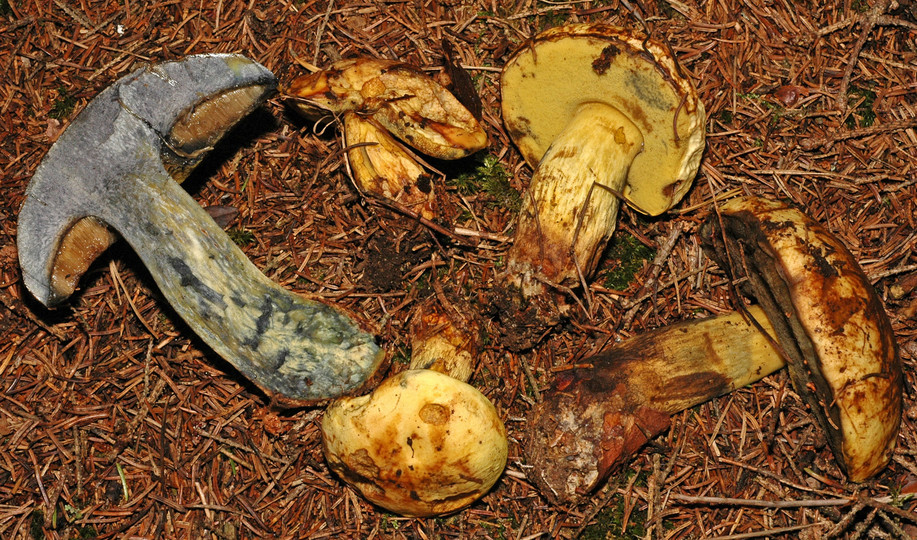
[700,196,902,482]
[501,23,705,296]
[17,55,383,406]
[286,58,487,218]
[525,306,784,504]
[409,298,482,383]
[322,369,508,517]
[342,112,435,219]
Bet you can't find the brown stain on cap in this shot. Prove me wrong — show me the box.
[419,403,451,425]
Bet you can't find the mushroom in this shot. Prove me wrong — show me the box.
[322,300,502,516]
[341,112,434,217]
[408,298,482,383]
[700,196,902,482]
[322,369,507,517]
[501,24,705,297]
[525,306,785,504]
[286,57,488,219]
[16,55,384,406]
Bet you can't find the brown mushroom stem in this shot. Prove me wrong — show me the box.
[507,103,644,296]
[525,306,784,504]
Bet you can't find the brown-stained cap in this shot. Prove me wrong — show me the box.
[700,196,903,482]
[287,57,487,160]
[321,369,507,517]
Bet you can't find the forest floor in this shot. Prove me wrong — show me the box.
[1,0,917,538]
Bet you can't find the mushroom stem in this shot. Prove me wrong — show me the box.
[495,24,705,350]
[342,112,434,219]
[409,299,481,383]
[525,306,784,504]
[507,103,644,296]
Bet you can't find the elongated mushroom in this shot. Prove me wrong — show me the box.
[525,306,785,504]
[341,112,434,218]
[287,57,488,219]
[700,196,902,482]
[17,55,383,406]
[501,24,705,296]
[322,369,507,517]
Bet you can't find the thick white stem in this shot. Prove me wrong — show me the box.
[507,102,643,295]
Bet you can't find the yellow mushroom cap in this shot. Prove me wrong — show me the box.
[287,57,487,160]
[501,23,705,216]
[321,369,508,517]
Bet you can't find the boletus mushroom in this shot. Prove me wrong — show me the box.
[286,58,488,219]
[322,299,499,517]
[322,369,507,517]
[501,24,705,297]
[700,196,903,482]
[525,306,785,504]
[17,55,383,406]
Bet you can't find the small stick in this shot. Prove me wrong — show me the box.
[517,353,542,403]
[0,288,67,341]
[620,226,682,328]
[109,260,158,338]
[669,493,854,508]
[836,0,893,110]
[705,522,829,540]
[620,268,703,310]
[717,457,844,497]
[801,117,917,150]
[312,0,335,65]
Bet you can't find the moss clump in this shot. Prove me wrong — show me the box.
[846,85,877,128]
[227,228,255,247]
[29,510,43,540]
[76,525,99,539]
[49,86,77,119]
[581,470,661,539]
[580,499,648,540]
[602,233,655,290]
[449,154,521,212]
